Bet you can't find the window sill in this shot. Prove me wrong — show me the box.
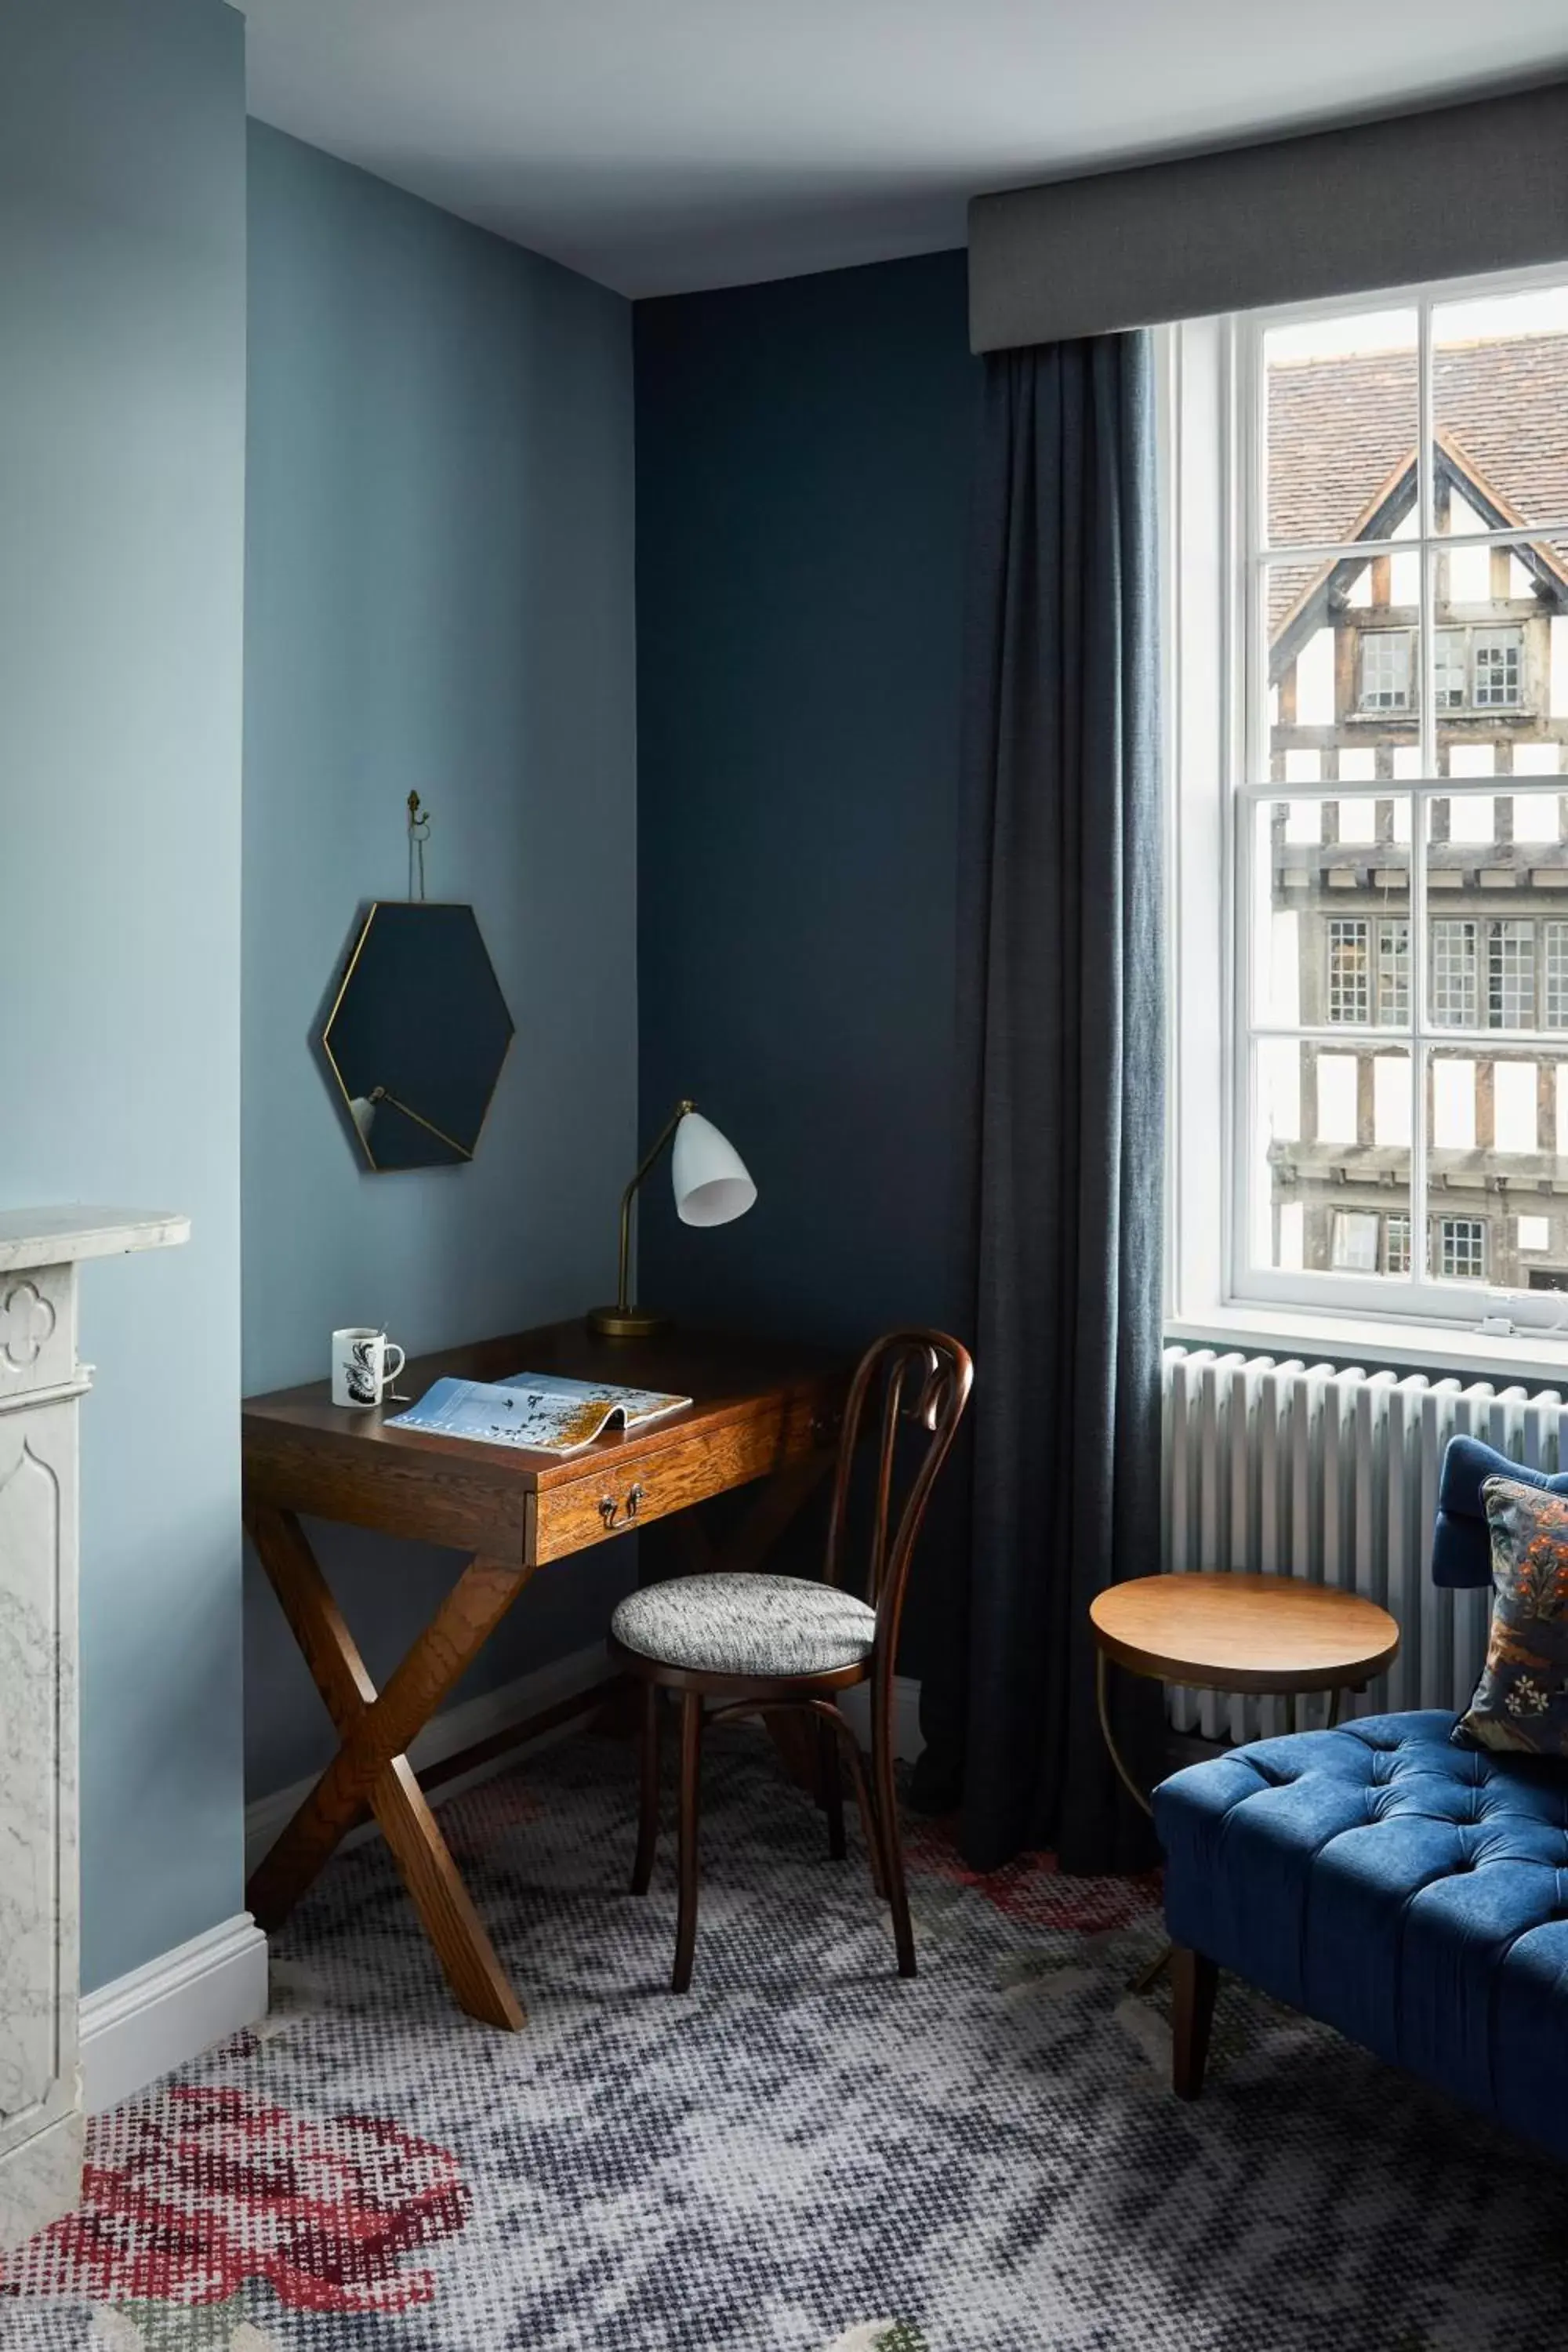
[1166,1303,1568,1389]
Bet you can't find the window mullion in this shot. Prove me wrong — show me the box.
[1237,314,1264,1291]
[1258,517,1568,566]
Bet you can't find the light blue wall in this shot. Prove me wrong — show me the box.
[242,127,639,1802]
[0,0,248,1990]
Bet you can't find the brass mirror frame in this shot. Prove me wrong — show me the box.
[319,900,515,1174]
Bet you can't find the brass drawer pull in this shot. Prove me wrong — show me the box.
[599,1483,644,1531]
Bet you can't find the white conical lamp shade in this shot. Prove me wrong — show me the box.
[671,1109,757,1229]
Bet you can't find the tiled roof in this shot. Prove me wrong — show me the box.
[1268,333,1568,636]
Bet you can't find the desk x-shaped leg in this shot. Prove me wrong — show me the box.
[245,1504,532,2030]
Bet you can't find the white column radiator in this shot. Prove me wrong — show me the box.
[1160,1345,1567,1744]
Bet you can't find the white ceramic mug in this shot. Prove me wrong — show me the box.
[331,1326,406,1410]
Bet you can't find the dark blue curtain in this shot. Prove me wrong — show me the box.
[915,331,1165,1874]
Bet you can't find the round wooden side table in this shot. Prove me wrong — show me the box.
[1090,1571,1402,1820]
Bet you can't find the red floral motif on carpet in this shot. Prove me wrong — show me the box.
[0,2088,470,2314]
[902,1817,1161,1934]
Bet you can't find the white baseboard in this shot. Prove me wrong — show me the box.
[79,1649,611,2119]
[245,1640,612,1876]
[838,1675,924,1763]
[82,1914,269,2116]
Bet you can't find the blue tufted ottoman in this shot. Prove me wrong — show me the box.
[1155,1708,1568,2159]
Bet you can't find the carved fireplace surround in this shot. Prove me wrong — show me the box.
[0,1208,188,2251]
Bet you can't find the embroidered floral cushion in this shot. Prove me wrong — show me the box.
[1455,1475,1568,1757]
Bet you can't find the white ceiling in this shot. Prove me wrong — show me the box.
[241,2,1568,299]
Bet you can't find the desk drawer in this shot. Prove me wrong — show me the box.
[531,1393,833,1565]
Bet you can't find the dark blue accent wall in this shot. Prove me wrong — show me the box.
[636,249,975,1347]
[635,252,977,1671]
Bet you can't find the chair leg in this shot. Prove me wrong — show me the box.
[631,1682,660,1896]
[818,1714,846,1860]
[673,1692,704,1993]
[872,1681,915,1979]
[1171,1944,1218,2100]
[837,1726,887,1899]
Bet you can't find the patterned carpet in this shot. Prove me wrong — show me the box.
[2,1730,1567,2351]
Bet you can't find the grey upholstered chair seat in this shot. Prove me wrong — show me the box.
[612,1572,877,1679]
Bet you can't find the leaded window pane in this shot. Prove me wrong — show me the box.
[1327,918,1370,1024]
[1431,920,1478,1027]
[1359,630,1412,712]
[1472,627,1523,709]
[1436,1218,1486,1280]
[1435,630,1467,710]
[1545,923,1568,1029]
[1331,1210,1380,1272]
[1488,920,1537,1029]
[1377,920,1409,1025]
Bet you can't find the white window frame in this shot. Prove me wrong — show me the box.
[1163,258,1568,1350]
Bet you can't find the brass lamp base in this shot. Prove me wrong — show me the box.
[586,1304,670,1341]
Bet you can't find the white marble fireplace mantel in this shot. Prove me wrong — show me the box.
[0,1208,188,2253]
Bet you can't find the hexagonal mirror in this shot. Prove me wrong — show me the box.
[320,902,514,1171]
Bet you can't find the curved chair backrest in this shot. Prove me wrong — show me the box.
[1433,1432,1568,1588]
[822,1329,973,1661]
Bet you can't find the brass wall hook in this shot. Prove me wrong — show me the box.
[407,791,432,900]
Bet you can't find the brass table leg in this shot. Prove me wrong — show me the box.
[1095,1648,1153,1819]
[1098,1650,1357,1998]
[1095,1648,1171,1990]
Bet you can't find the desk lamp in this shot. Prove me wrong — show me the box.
[587,1098,756,1339]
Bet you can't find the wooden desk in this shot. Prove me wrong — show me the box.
[243,1320,849,2030]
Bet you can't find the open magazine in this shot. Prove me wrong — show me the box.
[386,1370,691,1456]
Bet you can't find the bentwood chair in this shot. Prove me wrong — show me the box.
[608,1328,973,1991]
